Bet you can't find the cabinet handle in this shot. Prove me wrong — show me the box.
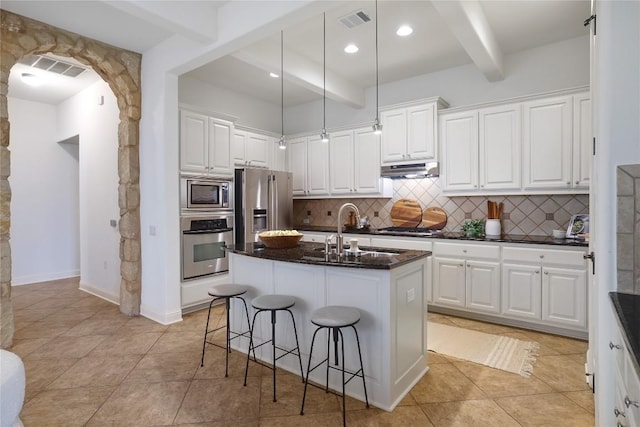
[535,270,540,274]
[463,249,467,253]
[459,264,464,267]
[544,271,548,275]
[576,181,580,185]
[466,264,470,268]
[614,407,626,418]
[566,181,570,185]
[625,396,640,408]
[610,342,622,350]
[539,254,544,259]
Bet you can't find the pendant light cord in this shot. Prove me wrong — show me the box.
[375,0,379,122]
[281,30,284,138]
[323,12,326,132]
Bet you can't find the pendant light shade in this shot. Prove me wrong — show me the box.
[372,0,383,135]
[279,30,287,150]
[319,13,329,143]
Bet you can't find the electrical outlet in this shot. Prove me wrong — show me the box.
[303,218,310,224]
[406,288,415,303]
[109,219,117,227]
[103,261,107,269]
[149,226,156,236]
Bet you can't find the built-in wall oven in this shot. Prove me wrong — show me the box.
[181,212,233,281]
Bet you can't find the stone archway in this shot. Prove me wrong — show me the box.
[0,10,142,347]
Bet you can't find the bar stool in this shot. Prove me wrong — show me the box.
[201,284,252,377]
[243,294,305,402]
[300,305,369,426]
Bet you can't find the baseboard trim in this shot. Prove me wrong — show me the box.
[79,282,119,305]
[12,270,80,286]
[141,304,182,325]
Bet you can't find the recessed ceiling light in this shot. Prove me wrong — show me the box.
[21,73,41,87]
[269,72,279,78]
[344,44,359,54]
[396,25,413,36]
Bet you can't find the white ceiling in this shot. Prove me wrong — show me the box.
[2,0,590,107]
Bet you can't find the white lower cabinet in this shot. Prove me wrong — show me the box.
[611,323,640,426]
[432,242,500,314]
[501,246,587,331]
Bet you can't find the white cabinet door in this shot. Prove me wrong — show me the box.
[433,257,466,308]
[380,109,407,163]
[466,260,501,314]
[353,127,381,194]
[329,130,354,194]
[180,110,209,173]
[208,118,232,175]
[573,93,591,189]
[288,137,307,196]
[441,111,478,191]
[246,132,269,168]
[542,266,587,329]
[232,129,247,166]
[523,96,573,190]
[306,135,330,195]
[479,104,521,190]
[407,103,436,160]
[501,263,541,320]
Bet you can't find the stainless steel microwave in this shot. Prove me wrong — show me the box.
[181,177,230,210]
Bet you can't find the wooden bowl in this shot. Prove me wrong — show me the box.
[258,232,303,249]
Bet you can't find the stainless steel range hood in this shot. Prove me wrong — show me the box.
[380,162,439,179]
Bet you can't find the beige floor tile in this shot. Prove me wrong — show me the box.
[62,316,129,337]
[123,351,200,383]
[47,354,142,389]
[518,330,588,355]
[346,405,433,426]
[117,315,169,334]
[532,355,591,392]
[87,381,190,426]
[25,297,78,311]
[20,386,116,427]
[173,378,261,424]
[259,412,343,427]
[427,351,451,364]
[13,320,71,340]
[409,363,486,404]
[446,317,517,335]
[13,307,60,324]
[11,293,50,309]
[421,399,520,427]
[23,357,79,398]
[88,332,162,356]
[564,390,595,414]
[426,312,457,326]
[66,296,116,310]
[38,308,98,327]
[168,307,215,332]
[175,421,259,427]
[262,371,340,418]
[195,346,265,379]
[148,331,203,354]
[25,335,107,360]
[495,393,595,426]
[397,391,418,406]
[8,337,51,358]
[452,360,553,397]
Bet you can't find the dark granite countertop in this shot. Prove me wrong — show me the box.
[227,241,431,270]
[610,292,640,375]
[295,225,589,247]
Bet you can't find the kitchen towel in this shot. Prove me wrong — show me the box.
[427,322,539,377]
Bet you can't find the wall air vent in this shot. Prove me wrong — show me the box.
[18,54,87,78]
[338,10,371,29]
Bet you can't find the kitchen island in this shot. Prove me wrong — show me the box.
[227,242,431,411]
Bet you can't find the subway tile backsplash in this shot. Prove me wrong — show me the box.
[294,179,589,237]
[617,164,640,293]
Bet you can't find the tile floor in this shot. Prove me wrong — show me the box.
[9,277,594,426]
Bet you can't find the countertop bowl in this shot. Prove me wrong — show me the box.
[258,232,303,249]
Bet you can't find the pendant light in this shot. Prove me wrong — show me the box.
[278,30,287,150]
[372,0,383,135]
[319,13,329,143]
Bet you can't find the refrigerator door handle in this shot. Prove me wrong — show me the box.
[270,174,278,230]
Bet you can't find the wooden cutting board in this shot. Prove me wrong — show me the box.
[422,207,448,230]
[390,198,422,227]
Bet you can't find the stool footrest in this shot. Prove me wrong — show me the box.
[307,357,365,387]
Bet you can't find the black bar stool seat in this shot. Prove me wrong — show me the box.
[244,294,305,402]
[300,305,369,426]
[201,284,252,377]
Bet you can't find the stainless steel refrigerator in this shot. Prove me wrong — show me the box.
[234,168,293,245]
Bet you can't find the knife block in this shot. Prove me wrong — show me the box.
[485,219,501,237]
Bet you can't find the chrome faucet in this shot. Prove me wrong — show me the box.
[337,203,361,255]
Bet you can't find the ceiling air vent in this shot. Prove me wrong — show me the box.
[338,10,371,29]
[18,54,87,78]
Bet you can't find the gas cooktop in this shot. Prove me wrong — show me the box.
[376,227,443,237]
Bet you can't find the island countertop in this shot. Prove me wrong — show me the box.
[226,241,431,270]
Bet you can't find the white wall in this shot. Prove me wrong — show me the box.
[179,75,280,133]
[57,80,121,302]
[284,35,590,134]
[8,98,80,285]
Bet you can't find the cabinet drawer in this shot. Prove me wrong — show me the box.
[434,242,499,259]
[502,246,585,266]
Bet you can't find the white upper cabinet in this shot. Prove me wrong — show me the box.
[180,110,232,176]
[381,99,445,164]
[288,135,329,196]
[479,104,521,190]
[330,127,383,195]
[573,93,592,189]
[441,111,478,191]
[522,95,573,190]
[233,129,269,168]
